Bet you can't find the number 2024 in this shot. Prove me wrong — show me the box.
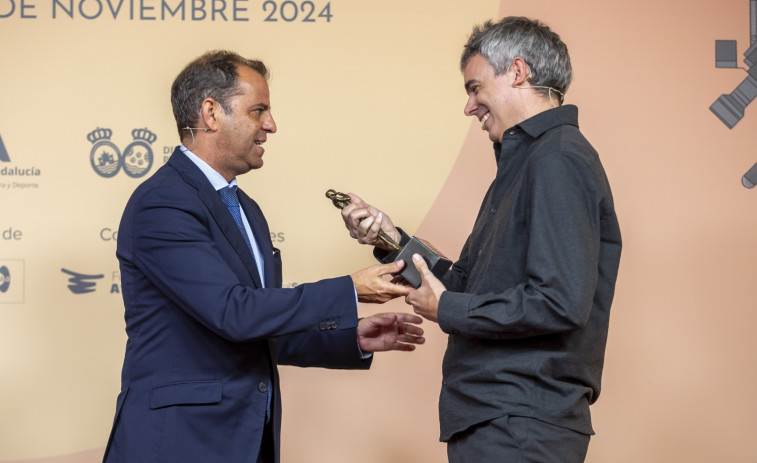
[263,1,332,22]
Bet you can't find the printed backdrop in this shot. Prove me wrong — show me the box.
[1,0,756,462]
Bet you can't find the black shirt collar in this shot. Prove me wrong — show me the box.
[493,104,579,163]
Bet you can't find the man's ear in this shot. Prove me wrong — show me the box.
[200,98,223,131]
[510,57,530,87]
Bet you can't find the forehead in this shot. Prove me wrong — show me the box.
[463,54,496,80]
[234,65,270,102]
[463,54,496,90]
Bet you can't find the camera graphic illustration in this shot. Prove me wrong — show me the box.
[710,0,757,188]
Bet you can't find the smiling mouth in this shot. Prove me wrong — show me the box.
[480,113,490,130]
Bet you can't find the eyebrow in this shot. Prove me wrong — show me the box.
[252,103,270,111]
[464,79,479,93]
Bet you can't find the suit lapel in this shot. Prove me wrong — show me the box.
[237,188,276,288]
[168,149,265,289]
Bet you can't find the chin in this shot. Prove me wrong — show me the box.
[245,155,264,170]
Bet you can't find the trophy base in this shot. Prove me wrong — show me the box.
[377,236,452,288]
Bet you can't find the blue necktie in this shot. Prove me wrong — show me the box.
[218,185,272,422]
[218,185,255,256]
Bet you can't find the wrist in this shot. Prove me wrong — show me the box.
[387,229,401,245]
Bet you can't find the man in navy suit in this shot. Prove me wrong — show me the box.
[102,50,424,463]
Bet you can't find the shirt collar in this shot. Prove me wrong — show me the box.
[179,145,238,191]
[515,104,579,138]
[493,104,579,164]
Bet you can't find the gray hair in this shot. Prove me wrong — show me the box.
[171,50,269,139]
[460,17,572,102]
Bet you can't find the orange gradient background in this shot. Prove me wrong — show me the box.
[1,0,756,462]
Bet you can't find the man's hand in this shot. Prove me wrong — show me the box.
[351,260,413,303]
[357,313,425,352]
[340,193,400,250]
[405,254,447,323]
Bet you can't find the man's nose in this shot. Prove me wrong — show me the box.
[463,96,477,117]
[264,114,277,133]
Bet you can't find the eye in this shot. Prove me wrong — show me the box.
[250,106,269,117]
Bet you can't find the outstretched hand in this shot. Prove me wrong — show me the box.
[405,254,447,323]
[351,260,413,303]
[357,312,425,352]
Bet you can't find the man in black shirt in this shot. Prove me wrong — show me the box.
[338,16,621,463]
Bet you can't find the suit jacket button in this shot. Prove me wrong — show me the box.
[258,382,268,393]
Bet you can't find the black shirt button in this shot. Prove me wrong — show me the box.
[258,382,268,393]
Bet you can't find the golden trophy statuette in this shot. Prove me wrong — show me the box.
[325,189,401,251]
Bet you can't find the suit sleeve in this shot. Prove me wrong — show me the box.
[121,183,359,344]
[272,328,372,370]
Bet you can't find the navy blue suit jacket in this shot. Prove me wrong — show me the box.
[103,147,369,463]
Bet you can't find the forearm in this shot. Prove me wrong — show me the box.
[437,281,595,340]
[273,324,371,370]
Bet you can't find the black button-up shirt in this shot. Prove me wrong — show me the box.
[436,104,622,440]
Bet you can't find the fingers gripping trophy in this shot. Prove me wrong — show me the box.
[325,189,451,288]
